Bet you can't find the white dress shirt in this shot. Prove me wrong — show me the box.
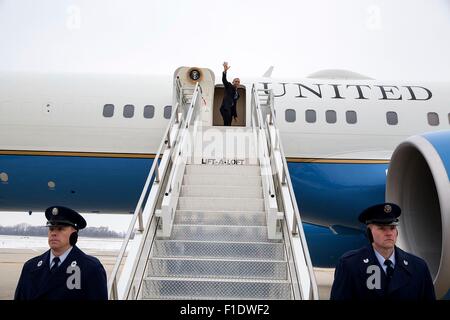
[49,246,73,269]
[374,248,395,274]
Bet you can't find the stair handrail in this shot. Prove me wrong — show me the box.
[251,86,282,243]
[251,87,276,198]
[251,84,319,300]
[267,87,319,300]
[158,82,203,237]
[108,81,194,299]
[164,82,200,196]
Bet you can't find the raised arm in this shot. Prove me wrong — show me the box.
[222,62,231,87]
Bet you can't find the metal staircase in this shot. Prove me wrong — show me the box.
[108,72,318,300]
[143,162,291,299]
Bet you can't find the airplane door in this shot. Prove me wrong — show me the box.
[173,66,215,126]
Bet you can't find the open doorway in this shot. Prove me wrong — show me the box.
[212,85,246,126]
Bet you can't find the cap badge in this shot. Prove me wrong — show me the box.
[363,258,369,264]
[384,205,392,214]
[37,260,43,267]
[52,207,59,216]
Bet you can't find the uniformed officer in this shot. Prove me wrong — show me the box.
[330,203,436,300]
[14,206,108,300]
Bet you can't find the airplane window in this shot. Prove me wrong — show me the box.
[305,109,316,123]
[103,104,114,117]
[427,112,439,126]
[144,105,155,119]
[285,109,296,122]
[346,111,357,124]
[164,105,172,119]
[386,111,398,125]
[326,110,337,124]
[448,113,450,124]
[123,104,135,118]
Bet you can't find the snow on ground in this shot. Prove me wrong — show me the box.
[0,235,126,251]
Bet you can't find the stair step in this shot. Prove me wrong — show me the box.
[152,240,286,260]
[182,175,261,186]
[141,278,292,299]
[174,210,266,226]
[147,257,288,280]
[185,164,260,176]
[180,185,263,198]
[167,225,279,243]
[177,197,264,211]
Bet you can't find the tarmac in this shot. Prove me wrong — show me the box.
[0,248,334,300]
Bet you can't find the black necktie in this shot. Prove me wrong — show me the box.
[384,259,394,279]
[50,257,60,273]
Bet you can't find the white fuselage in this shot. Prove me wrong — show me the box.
[1,71,449,160]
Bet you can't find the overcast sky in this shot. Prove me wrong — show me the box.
[0,0,449,81]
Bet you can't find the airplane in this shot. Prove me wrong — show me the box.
[0,66,449,298]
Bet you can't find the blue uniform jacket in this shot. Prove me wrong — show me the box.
[14,245,107,300]
[330,245,436,300]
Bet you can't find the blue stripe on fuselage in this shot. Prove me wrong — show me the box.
[288,161,388,229]
[2,155,388,221]
[0,155,153,213]
[0,155,388,226]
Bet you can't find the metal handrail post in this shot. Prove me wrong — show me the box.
[137,207,144,232]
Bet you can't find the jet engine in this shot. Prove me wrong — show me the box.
[386,131,450,298]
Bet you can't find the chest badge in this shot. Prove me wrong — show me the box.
[37,260,43,267]
[363,258,369,264]
[403,260,408,266]
[70,261,77,267]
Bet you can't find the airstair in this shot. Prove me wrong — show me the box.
[108,68,319,300]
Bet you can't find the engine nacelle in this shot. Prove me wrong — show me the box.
[386,131,450,298]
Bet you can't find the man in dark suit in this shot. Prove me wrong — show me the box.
[14,206,108,300]
[330,203,436,300]
[220,61,240,126]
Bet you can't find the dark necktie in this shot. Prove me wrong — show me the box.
[50,257,60,273]
[384,259,394,279]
